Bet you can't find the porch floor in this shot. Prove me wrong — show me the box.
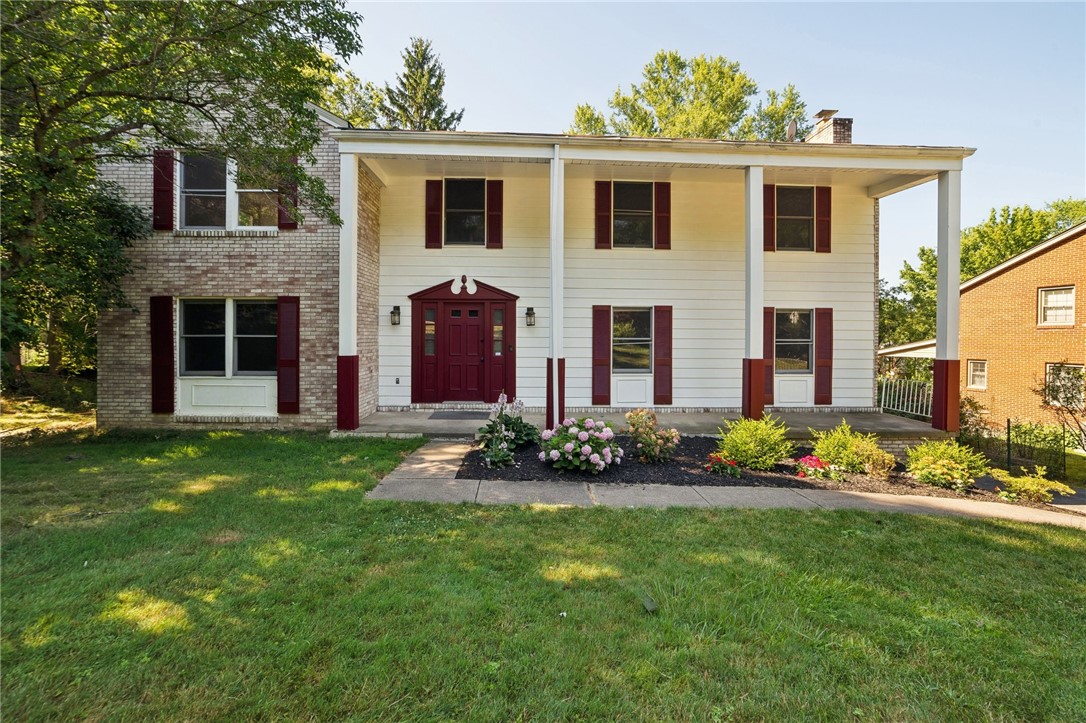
[341,410,946,440]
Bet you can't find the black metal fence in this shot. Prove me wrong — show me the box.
[961,419,1068,479]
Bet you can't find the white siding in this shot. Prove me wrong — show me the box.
[377,162,877,409]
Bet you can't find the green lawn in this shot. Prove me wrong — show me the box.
[3,431,1085,720]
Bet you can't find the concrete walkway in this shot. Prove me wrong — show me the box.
[367,442,1086,530]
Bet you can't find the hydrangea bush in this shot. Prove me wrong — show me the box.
[625,409,681,463]
[477,393,539,468]
[539,416,624,474]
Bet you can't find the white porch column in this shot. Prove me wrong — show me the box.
[933,169,962,431]
[742,166,766,419]
[337,152,359,429]
[547,144,565,427]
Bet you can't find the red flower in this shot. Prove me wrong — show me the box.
[797,471,806,478]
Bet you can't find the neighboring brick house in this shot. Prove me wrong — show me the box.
[959,222,1086,426]
[97,110,975,432]
[880,221,1086,427]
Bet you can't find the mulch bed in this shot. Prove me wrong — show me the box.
[456,435,1044,507]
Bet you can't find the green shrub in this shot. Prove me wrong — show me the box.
[906,439,989,491]
[625,409,680,463]
[811,420,896,479]
[990,466,1075,503]
[717,415,794,471]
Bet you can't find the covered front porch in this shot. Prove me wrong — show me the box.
[343,408,946,446]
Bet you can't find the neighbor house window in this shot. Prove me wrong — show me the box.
[444,178,486,245]
[612,308,652,373]
[1045,363,1085,408]
[180,154,278,230]
[613,182,654,248]
[775,309,812,372]
[967,360,988,390]
[776,186,814,250]
[180,299,277,376]
[1038,286,1074,326]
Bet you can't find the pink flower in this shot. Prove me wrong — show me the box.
[585,419,595,429]
[564,443,574,453]
[550,450,560,461]
[538,452,546,462]
[578,431,589,442]
[581,445,592,456]
[541,429,553,441]
[589,453,601,465]
[568,427,579,435]
[562,418,575,427]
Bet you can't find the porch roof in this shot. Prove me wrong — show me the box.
[333,128,975,198]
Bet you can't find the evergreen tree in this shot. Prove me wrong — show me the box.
[379,38,464,130]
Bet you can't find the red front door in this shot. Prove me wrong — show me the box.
[410,278,518,404]
[444,304,485,401]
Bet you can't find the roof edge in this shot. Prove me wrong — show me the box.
[961,221,1086,292]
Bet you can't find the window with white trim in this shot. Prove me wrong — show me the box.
[1038,286,1074,325]
[613,182,654,248]
[180,299,277,376]
[612,308,652,373]
[967,360,988,390]
[775,309,812,373]
[776,186,814,251]
[180,154,278,230]
[444,178,486,245]
[1045,363,1085,408]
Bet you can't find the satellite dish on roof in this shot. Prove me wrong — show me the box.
[786,119,797,142]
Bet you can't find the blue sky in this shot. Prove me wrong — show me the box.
[343,2,1086,285]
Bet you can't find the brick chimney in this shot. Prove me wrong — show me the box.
[804,109,853,144]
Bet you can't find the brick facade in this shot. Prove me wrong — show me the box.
[958,229,1085,428]
[97,122,378,429]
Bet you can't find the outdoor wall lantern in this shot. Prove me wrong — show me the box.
[525,307,536,326]
[390,306,401,326]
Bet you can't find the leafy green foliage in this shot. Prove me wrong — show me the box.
[811,421,896,480]
[624,409,680,463]
[1034,364,1086,451]
[907,440,989,491]
[1,0,364,357]
[717,415,794,471]
[568,50,810,141]
[476,395,539,468]
[315,62,385,129]
[704,452,741,477]
[379,37,464,131]
[990,466,1075,503]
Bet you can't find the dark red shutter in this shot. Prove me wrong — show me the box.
[591,305,611,404]
[152,150,175,230]
[815,186,831,253]
[814,307,833,404]
[425,180,442,248]
[763,306,775,404]
[654,182,671,250]
[150,296,174,413]
[653,306,672,404]
[278,156,299,230]
[595,181,612,249]
[277,296,300,414]
[763,184,775,252]
[486,180,503,249]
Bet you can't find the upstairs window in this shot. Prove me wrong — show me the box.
[613,182,654,248]
[444,178,486,245]
[776,186,814,251]
[180,154,278,230]
[612,308,652,373]
[775,309,812,373]
[1038,286,1074,326]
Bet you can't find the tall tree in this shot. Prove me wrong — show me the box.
[315,61,385,128]
[1,0,364,364]
[379,38,464,131]
[568,50,811,141]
